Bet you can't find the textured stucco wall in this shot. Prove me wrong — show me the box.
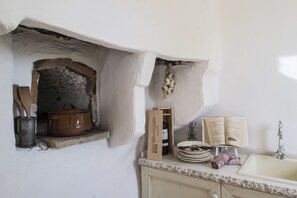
[0,0,219,61]
[0,29,143,198]
[146,61,209,127]
[100,51,156,146]
[0,1,221,197]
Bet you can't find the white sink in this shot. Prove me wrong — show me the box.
[238,154,297,185]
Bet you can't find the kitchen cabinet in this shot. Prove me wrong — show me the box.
[221,184,283,198]
[141,167,285,198]
[141,167,220,198]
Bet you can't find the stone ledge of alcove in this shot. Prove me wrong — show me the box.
[37,129,110,149]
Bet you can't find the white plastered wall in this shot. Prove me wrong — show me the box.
[0,0,221,133]
[0,34,19,197]
[100,51,156,146]
[0,0,221,197]
[146,61,208,127]
[0,28,141,198]
[216,0,297,155]
[0,32,153,197]
[0,0,217,60]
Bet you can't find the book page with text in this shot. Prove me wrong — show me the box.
[203,117,225,146]
[225,117,248,147]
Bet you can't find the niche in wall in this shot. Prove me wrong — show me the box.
[32,58,97,135]
[146,57,208,127]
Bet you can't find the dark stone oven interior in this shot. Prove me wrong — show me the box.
[37,67,90,118]
[33,58,97,135]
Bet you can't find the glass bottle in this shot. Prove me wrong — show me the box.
[162,119,169,155]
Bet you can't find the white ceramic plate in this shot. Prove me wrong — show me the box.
[176,152,213,163]
[181,148,210,155]
[177,141,210,148]
[178,150,210,159]
[177,141,211,155]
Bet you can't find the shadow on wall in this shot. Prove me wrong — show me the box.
[174,117,204,144]
[146,61,208,128]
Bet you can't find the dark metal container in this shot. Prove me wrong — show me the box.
[15,117,36,148]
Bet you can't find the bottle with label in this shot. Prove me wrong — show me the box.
[162,119,169,155]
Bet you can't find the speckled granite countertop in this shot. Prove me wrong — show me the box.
[138,153,297,198]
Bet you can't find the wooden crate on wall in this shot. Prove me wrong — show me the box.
[153,107,174,156]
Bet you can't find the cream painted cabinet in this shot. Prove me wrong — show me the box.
[221,184,284,198]
[141,167,286,198]
[141,167,220,198]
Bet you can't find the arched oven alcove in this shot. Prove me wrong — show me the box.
[32,58,98,136]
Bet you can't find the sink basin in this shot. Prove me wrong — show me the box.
[238,154,297,185]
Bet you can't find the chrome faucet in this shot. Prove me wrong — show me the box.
[276,121,285,160]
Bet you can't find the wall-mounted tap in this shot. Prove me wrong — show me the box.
[276,121,285,160]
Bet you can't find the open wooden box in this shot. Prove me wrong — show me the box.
[154,107,174,155]
[147,107,174,161]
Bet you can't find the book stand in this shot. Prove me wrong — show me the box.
[215,145,238,157]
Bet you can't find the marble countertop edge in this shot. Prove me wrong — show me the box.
[138,156,297,198]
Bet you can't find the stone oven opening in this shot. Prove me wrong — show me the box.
[32,58,98,136]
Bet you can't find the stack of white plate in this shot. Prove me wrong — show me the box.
[176,141,213,163]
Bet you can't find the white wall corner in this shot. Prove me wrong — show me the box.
[133,53,157,139]
[133,86,146,138]
[101,51,156,147]
[135,53,157,87]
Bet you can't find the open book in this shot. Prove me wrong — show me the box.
[202,117,248,147]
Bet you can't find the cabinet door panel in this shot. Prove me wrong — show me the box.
[222,184,285,198]
[141,167,220,198]
[151,177,210,198]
